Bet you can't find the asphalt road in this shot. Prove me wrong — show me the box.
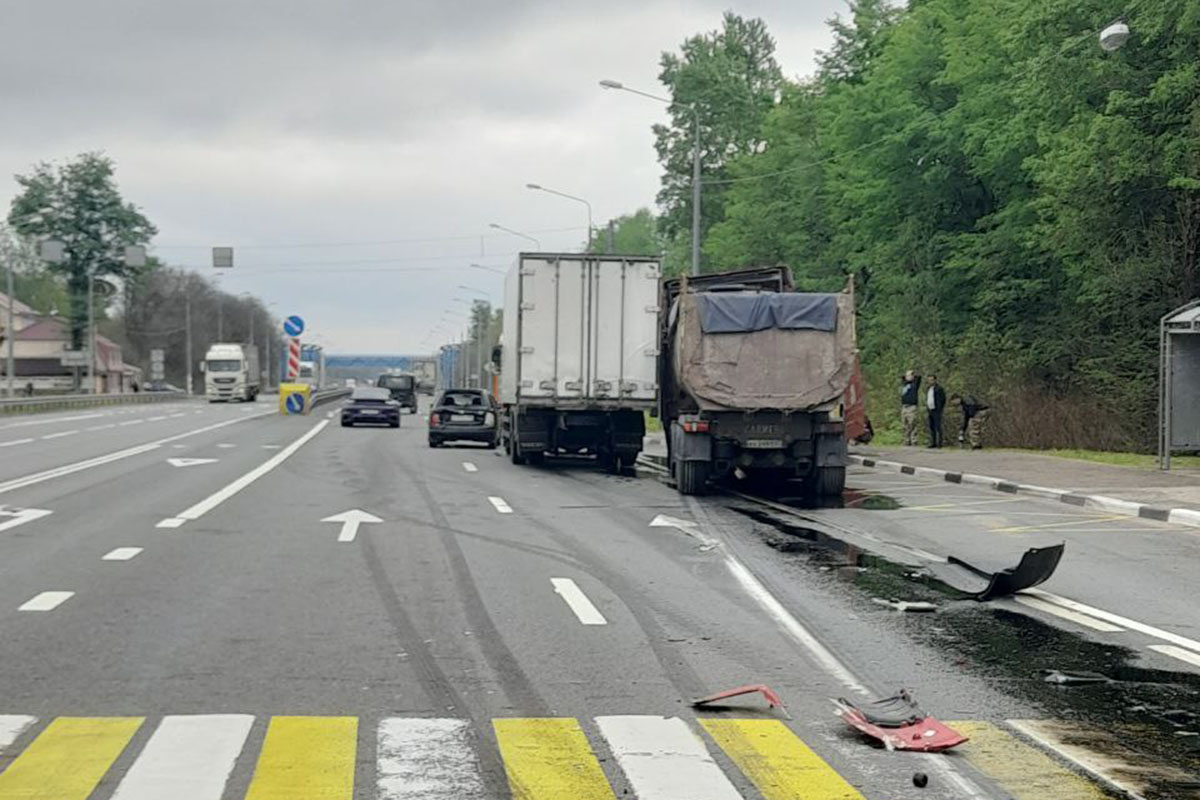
[0,396,1194,799]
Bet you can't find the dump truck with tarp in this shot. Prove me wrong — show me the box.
[657,266,856,496]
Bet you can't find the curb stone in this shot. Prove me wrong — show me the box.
[850,454,1200,531]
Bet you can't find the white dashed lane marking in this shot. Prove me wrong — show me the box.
[488,496,513,514]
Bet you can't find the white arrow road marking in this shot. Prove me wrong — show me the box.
[550,578,607,625]
[167,458,219,468]
[19,591,74,611]
[103,547,144,561]
[156,420,329,529]
[488,496,513,514]
[322,509,383,542]
[0,506,53,533]
[649,513,719,550]
[462,462,478,473]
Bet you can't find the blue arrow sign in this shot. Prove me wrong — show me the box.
[285,392,306,414]
[283,315,305,337]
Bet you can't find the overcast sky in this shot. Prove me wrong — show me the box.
[3,0,846,353]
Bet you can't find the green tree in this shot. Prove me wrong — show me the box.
[8,153,156,350]
[654,12,783,272]
[588,208,663,255]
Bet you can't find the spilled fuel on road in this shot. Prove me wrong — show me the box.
[731,503,1200,799]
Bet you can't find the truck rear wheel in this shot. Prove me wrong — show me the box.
[677,460,710,495]
[815,466,845,497]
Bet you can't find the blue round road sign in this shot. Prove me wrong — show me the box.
[285,392,306,414]
[283,315,305,337]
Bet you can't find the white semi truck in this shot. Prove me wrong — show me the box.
[499,253,660,471]
[202,343,261,402]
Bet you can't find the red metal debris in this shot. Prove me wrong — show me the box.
[691,684,790,718]
[833,693,967,752]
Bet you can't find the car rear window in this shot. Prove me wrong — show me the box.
[352,388,391,402]
[440,392,484,407]
[377,375,414,389]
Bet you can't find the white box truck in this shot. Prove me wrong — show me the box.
[202,343,261,402]
[499,253,659,470]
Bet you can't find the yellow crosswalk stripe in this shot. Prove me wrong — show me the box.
[948,721,1110,800]
[0,716,142,800]
[243,716,357,800]
[700,718,865,800]
[494,718,615,800]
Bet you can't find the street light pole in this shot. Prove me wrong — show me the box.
[488,223,541,250]
[86,272,95,393]
[4,255,13,397]
[600,79,702,276]
[526,184,593,251]
[185,294,193,396]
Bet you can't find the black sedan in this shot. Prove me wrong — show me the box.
[428,389,499,447]
[341,387,401,428]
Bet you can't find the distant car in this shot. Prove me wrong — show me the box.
[341,387,401,428]
[428,389,499,448]
[376,373,418,413]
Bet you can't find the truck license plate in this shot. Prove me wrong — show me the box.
[744,439,783,449]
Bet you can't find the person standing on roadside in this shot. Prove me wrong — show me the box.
[899,369,921,446]
[926,374,946,448]
[950,393,989,449]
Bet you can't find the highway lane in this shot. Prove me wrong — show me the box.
[0,400,270,484]
[0,398,1155,799]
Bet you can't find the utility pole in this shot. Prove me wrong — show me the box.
[185,294,193,395]
[217,297,224,340]
[86,272,95,394]
[5,252,14,397]
[607,220,616,254]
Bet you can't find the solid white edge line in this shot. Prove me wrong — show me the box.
[1012,595,1124,633]
[1008,720,1150,800]
[109,714,255,800]
[0,715,37,752]
[0,411,276,498]
[550,578,608,625]
[18,591,74,611]
[488,496,513,514]
[1148,643,1200,668]
[169,420,330,524]
[722,555,870,697]
[102,547,144,561]
[1026,589,1200,654]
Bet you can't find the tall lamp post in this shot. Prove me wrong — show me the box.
[526,184,593,252]
[600,79,702,276]
[488,223,541,250]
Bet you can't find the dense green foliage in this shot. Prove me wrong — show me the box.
[8,153,157,351]
[653,1,1200,450]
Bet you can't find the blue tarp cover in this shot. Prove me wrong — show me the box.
[696,292,838,333]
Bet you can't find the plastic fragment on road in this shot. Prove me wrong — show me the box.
[834,690,967,752]
[692,684,791,719]
[947,542,1065,601]
[871,598,937,613]
[1042,669,1108,686]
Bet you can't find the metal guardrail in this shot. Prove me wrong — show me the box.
[310,387,351,408]
[0,391,190,415]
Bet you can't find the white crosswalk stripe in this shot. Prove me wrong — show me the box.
[0,715,35,752]
[378,718,488,799]
[597,715,743,800]
[109,714,253,800]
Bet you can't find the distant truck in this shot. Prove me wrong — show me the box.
[499,253,659,470]
[409,357,438,395]
[658,267,855,497]
[202,343,261,402]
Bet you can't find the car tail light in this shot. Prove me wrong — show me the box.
[429,413,440,427]
[682,420,710,433]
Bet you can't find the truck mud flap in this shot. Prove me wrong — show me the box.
[945,543,1065,601]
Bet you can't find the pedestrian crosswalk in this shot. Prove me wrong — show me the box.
[0,712,1111,799]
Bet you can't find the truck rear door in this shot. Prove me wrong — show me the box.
[517,256,585,400]
[588,259,659,401]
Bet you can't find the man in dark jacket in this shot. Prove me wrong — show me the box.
[950,394,989,449]
[926,374,946,448]
[899,370,921,445]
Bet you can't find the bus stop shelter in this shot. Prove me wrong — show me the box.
[1159,300,1200,469]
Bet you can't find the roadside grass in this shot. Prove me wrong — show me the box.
[645,412,663,433]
